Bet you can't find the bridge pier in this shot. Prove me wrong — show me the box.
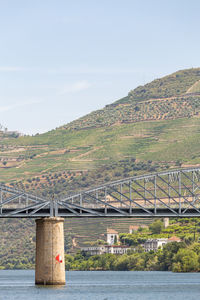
[35,217,65,285]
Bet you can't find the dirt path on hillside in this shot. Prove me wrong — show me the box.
[70,146,102,162]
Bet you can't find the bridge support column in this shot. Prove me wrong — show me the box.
[35,217,65,285]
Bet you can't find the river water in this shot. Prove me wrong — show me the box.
[0,270,200,299]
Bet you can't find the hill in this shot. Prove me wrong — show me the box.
[1,68,200,196]
[1,68,200,186]
[1,67,200,265]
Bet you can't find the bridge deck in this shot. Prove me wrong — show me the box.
[1,208,200,218]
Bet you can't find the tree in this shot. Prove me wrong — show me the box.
[128,253,145,271]
[172,249,199,272]
[157,242,186,271]
[149,220,164,234]
[113,255,130,271]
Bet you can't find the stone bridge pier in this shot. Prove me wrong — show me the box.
[35,217,65,285]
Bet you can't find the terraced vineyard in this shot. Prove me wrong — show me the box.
[63,95,200,130]
[62,68,200,130]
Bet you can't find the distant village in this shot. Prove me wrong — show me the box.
[0,125,24,167]
[81,219,181,256]
[0,124,22,138]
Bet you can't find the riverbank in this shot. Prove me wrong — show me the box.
[65,241,200,273]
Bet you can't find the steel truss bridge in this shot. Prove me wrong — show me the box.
[1,167,200,218]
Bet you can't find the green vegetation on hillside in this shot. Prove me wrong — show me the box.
[126,68,200,102]
[62,68,200,130]
[186,80,200,94]
[12,159,161,198]
[62,95,200,130]
[2,116,200,183]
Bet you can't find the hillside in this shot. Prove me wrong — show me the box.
[1,117,200,184]
[1,68,200,186]
[1,67,200,266]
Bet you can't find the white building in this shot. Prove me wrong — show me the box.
[143,236,181,252]
[81,245,131,255]
[81,246,106,255]
[105,245,131,254]
[81,228,131,255]
[143,238,168,252]
[107,228,119,245]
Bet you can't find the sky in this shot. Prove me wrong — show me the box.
[0,0,200,134]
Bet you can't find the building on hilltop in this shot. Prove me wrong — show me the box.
[107,228,119,245]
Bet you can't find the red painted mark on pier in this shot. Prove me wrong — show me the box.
[56,254,62,263]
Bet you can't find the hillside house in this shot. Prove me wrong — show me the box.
[81,245,131,255]
[105,245,131,254]
[81,246,106,255]
[143,238,168,252]
[81,228,131,255]
[107,228,119,245]
[143,236,181,252]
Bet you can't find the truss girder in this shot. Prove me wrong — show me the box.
[1,167,200,217]
[0,185,50,217]
[58,167,200,218]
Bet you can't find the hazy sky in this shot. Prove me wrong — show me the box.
[0,0,200,134]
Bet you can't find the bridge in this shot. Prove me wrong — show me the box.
[1,167,200,285]
[1,167,200,218]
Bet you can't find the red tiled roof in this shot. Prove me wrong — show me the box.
[168,236,181,242]
[129,225,139,230]
[107,228,118,234]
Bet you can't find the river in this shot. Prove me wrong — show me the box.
[0,270,200,299]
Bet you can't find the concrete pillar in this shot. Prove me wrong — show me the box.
[35,217,65,285]
[164,217,169,228]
